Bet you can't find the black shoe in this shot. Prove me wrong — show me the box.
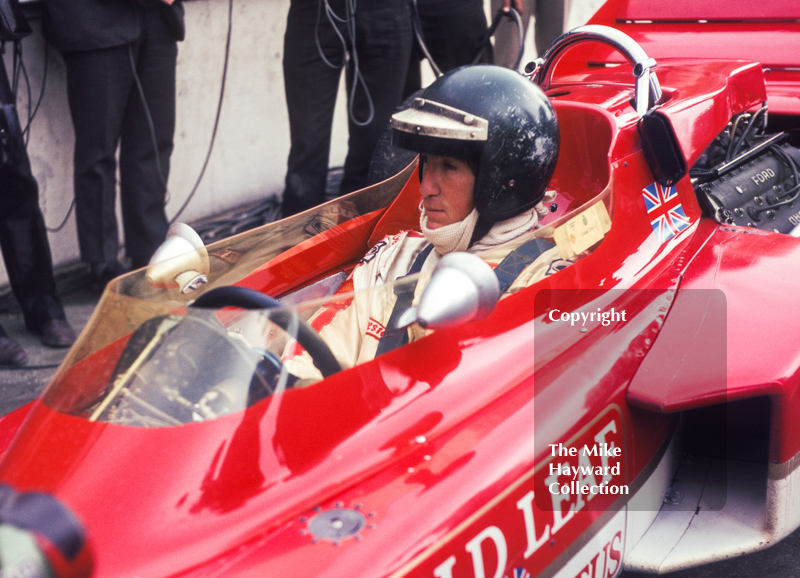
[0,336,27,367]
[39,319,77,348]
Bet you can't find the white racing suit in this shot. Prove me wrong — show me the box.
[283,229,569,381]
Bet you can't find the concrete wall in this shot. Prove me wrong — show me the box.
[1,0,603,288]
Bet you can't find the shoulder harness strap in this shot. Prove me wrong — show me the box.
[375,243,434,357]
[493,237,555,294]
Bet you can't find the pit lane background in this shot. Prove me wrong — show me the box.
[7,2,800,575]
[0,0,603,290]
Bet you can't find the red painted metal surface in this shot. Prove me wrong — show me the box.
[0,9,797,577]
[616,0,799,22]
[587,0,800,115]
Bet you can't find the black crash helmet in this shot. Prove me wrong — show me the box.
[391,65,560,223]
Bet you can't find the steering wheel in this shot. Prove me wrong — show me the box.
[190,285,343,378]
[529,24,663,118]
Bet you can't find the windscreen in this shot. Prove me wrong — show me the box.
[38,161,421,424]
[42,274,426,427]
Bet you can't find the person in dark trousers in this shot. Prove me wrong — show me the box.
[0,56,76,366]
[403,0,490,100]
[280,0,413,217]
[491,0,567,68]
[41,0,185,286]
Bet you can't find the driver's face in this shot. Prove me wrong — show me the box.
[419,154,475,229]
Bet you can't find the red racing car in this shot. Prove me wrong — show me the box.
[0,0,798,576]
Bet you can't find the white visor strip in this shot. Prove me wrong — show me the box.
[391,98,489,142]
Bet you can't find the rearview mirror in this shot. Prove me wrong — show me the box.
[145,223,210,293]
[638,109,686,186]
[396,252,501,331]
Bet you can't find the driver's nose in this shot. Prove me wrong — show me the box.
[419,162,438,198]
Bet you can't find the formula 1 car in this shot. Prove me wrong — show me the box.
[1,0,799,576]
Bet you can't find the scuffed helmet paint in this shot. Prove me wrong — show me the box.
[391,65,560,222]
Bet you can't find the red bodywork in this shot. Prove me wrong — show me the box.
[0,1,798,576]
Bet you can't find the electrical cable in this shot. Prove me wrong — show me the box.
[472,7,525,70]
[45,199,75,234]
[169,0,233,224]
[315,0,347,69]
[410,3,526,79]
[20,42,47,142]
[7,41,37,144]
[315,0,374,127]
[410,0,442,76]
[3,38,70,234]
[343,1,375,127]
[726,107,767,162]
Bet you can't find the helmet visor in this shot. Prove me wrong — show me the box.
[391,98,487,159]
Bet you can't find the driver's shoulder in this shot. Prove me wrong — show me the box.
[354,229,428,286]
[472,230,549,266]
[473,232,570,291]
[360,230,426,265]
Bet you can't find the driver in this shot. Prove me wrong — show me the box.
[284,65,570,380]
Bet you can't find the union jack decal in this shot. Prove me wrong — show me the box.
[642,182,690,243]
[511,569,532,578]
